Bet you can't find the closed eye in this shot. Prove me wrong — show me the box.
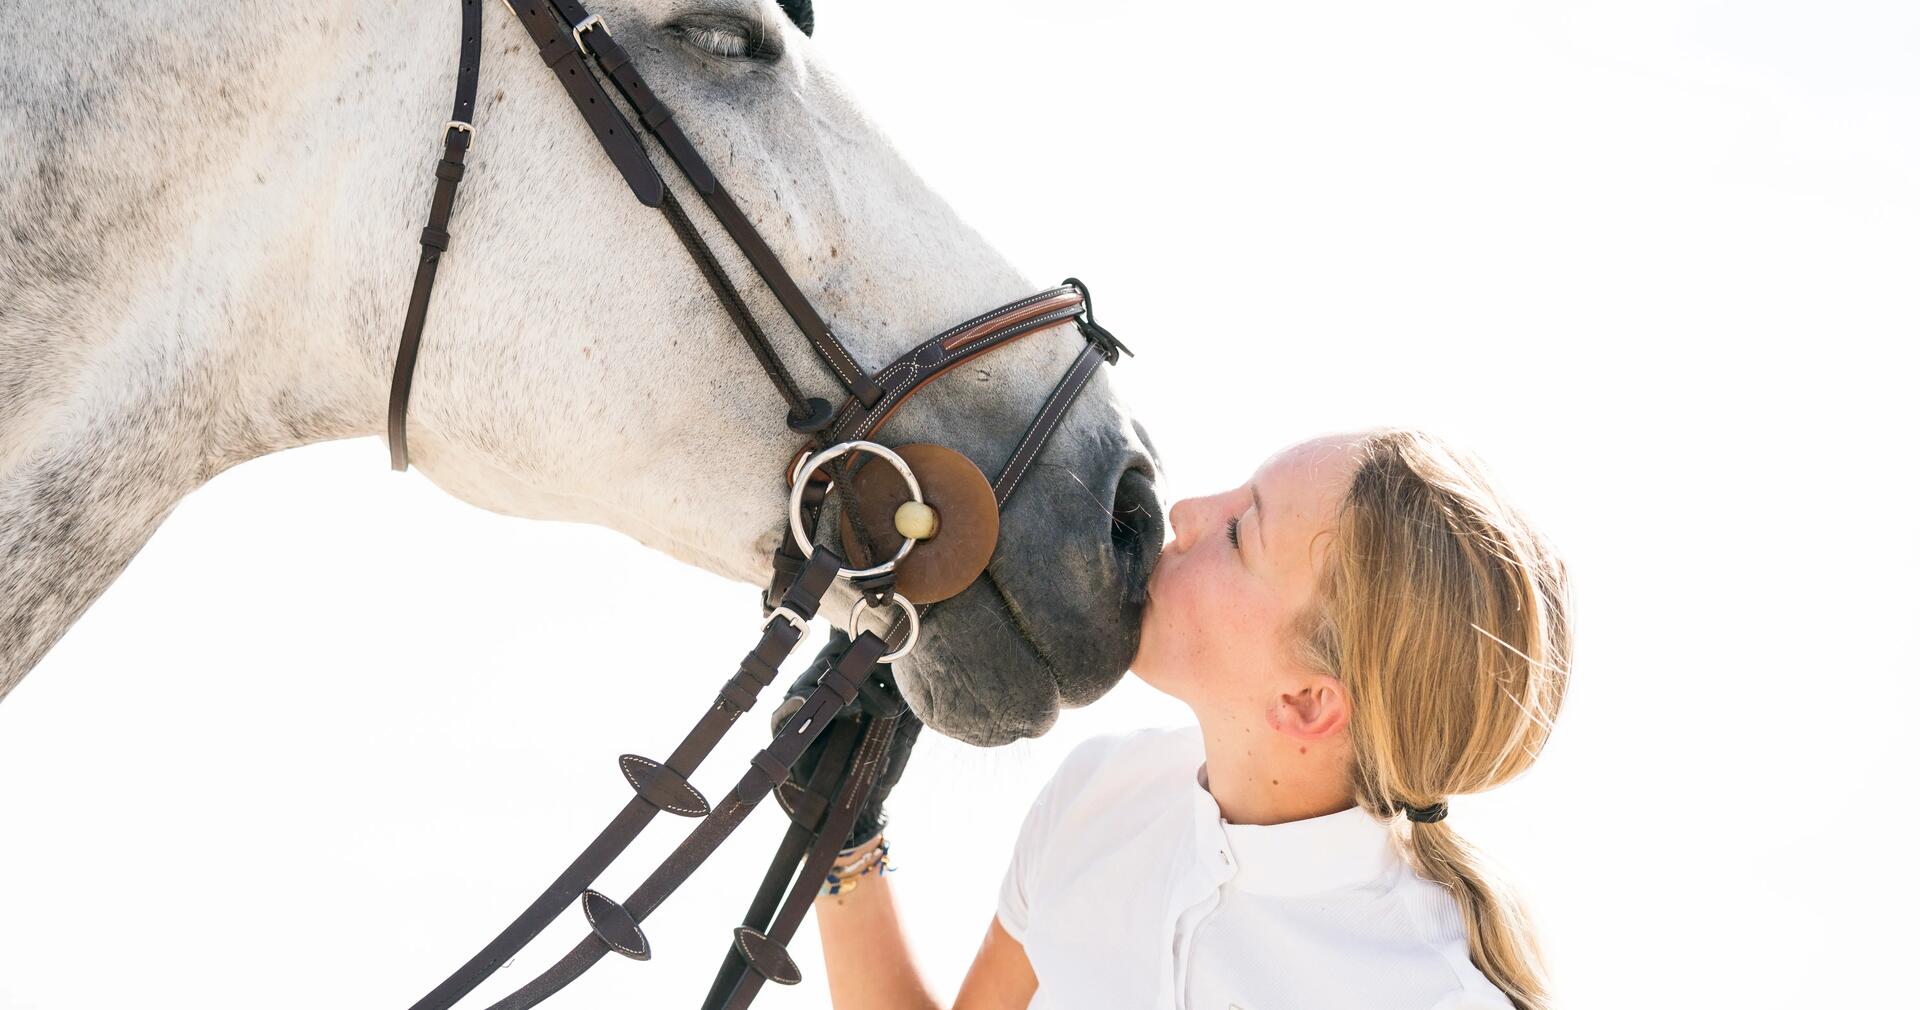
[1227,515,1241,550]
[669,15,782,62]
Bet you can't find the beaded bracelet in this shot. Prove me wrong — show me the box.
[818,838,892,897]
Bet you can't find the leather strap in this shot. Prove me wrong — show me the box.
[403,549,843,1010]
[481,631,891,1010]
[992,342,1106,508]
[505,0,663,207]
[706,710,899,1009]
[546,0,883,409]
[825,285,1087,445]
[656,187,814,421]
[389,7,1133,1009]
[694,710,865,1008]
[389,0,675,471]
[386,0,484,471]
[758,284,1097,597]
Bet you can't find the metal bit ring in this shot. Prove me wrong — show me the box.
[849,592,921,664]
[787,441,923,582]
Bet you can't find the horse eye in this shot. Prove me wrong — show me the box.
[671,18,781,62]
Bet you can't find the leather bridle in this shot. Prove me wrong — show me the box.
[382,3,1132,1008]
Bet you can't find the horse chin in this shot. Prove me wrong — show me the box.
[893,578,1142,747]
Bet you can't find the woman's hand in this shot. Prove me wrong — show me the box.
[782,631,1038,1010]
[770,629,923,851]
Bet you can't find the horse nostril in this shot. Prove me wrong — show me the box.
[1111,467,1164,605]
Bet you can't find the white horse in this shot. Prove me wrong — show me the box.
[0,0,1163,747]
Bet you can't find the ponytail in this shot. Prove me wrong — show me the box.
[1296,430,1570,1010]
[1405,818,1550,1010]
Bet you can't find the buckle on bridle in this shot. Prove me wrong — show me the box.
[571,13,605,54]
[761,605,812,649]
[1063,276,1132,365]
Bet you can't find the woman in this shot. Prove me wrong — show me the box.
[801,428,1570,1010]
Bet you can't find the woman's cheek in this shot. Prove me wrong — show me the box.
[1134,569,1188,679]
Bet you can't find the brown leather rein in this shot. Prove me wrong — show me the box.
[381,4,1131,1009]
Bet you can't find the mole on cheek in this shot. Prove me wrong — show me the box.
[1298,747,1307,755]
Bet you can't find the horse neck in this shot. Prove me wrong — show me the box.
[0,0,449,698]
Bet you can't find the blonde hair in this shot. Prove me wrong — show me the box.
[1294,429,1570,1010]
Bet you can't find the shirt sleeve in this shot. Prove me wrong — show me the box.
[994,766,1059,945]
[994,733,1126,944]
[1430,985,1518,1010]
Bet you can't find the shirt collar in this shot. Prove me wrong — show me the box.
[1188,749,1401,898]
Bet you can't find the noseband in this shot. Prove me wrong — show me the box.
[382,4,1131,1009]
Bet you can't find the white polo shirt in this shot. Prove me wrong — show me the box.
[995,724,1515,1010]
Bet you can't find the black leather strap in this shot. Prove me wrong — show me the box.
[824,285,1088,446]
[656,187,813,420]
[992,342,1105,508]
[482,631,891,1010]
[546,0,883,409]
[505,0,663,207]
[403,549,843,1010]
[706,711,899,1009]
[386,0,484,471]
[387,7,1133,1010]
[696,708,867,1008]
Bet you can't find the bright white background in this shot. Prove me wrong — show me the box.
[2,1,1915,1007]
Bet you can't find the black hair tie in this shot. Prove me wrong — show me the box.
[1400,801,1449,824]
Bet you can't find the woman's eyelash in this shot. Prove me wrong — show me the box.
[1226,516,1241,549]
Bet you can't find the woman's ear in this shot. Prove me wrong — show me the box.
[1267,673,1350,741]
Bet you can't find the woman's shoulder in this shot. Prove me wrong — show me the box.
[1391,870,1520,1010]
[1022,722,1204,844]
[1048,722,1202,795]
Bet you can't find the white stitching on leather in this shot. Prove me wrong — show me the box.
[819,331,858,389]
[928,287,1069,346]
[621,755,706,816]
[995,351,1098,501]
[583,894,647,958]
[734,930,766,971]
[829,290,1081,441]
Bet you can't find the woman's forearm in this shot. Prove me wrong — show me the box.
[814,869,943,1010]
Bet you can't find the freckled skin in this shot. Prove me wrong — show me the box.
[1132,435,1361,712]
[1128,434,1366,825]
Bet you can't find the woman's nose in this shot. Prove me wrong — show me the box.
[1168,497,1201,551]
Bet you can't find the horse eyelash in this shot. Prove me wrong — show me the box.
[1227,515,1241,550]
[682,25,750,58]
